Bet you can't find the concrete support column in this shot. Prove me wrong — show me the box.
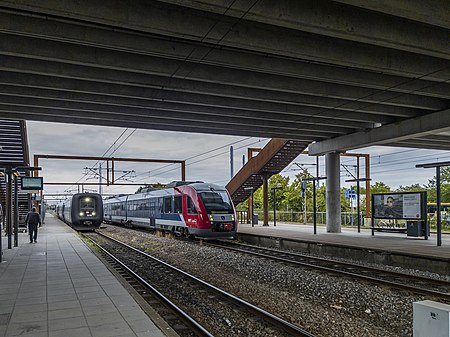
[326,152,341,232]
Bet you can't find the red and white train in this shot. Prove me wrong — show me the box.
[103,181,237,239]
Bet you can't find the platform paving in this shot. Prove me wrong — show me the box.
[238,222,450,260]
[0,215,167,337]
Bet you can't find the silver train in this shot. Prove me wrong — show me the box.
[103,181,237,239]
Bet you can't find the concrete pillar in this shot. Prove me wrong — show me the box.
[326,152,341,232]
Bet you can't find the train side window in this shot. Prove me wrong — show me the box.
[149,199,156,216]
[174,196,182,213]
[164,196,172,213]
[157,197,164,214]
[187,197,197,214]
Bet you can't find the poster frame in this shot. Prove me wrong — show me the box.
[371,191,427,221]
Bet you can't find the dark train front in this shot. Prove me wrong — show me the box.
[60,193,103,231]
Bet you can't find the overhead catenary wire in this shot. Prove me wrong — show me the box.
[102,137,267,195]
[63,128,136,193]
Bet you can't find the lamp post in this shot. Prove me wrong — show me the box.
[345,178,371,233]
[271,186,282,227]
[244,187,255,226]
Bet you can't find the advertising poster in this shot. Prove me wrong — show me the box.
[373,193,422,220]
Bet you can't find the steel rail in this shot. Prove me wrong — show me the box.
[90,231,315,337]
[81,232,214,337]
[206,241,450,301]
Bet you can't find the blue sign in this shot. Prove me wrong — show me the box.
[345,189,357,199]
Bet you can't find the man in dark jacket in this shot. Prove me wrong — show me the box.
[25,207,41,243]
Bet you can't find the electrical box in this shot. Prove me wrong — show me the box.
[413,300,450,337]
[407,221,422,237]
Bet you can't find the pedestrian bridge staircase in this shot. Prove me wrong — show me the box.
[226,139,307,205]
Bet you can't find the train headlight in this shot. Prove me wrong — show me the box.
[209,214,213,221]
[79,212,85,217]
[92,212,96,216]
[231,214,235,221]
[84,197,91,202]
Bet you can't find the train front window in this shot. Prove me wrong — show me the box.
[199,190,233,214]
[79,196,96,217]
[80,197,95,210]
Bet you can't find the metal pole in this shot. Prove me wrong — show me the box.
[436,167,442,247]
[263,174,269,226]
[106,159,110,186]
[251,189,254,227]
[13,175,19,247]
[230,146,234,179]
[6,172,12,249]
[356,156,361,232]
[181,161,186,181]
[365,155,371,218]
[356,180,361,233]
[313,180,317,234]
[0,174,5,261]
[303,184,307,225]
[99,164,102,195]
[273,189,277,227]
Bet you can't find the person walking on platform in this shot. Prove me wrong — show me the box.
[25,207,41,243]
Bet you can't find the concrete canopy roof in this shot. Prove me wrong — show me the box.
[0,0,448,153]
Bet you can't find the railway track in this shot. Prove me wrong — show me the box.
[206,240,450,302]
[83,231,315,337]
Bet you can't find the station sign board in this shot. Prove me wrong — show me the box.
[21,177,43,190]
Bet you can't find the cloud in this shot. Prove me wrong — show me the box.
[27,121,449,204]
[27,121,269,200]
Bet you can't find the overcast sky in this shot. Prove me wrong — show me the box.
[27,121,449,204]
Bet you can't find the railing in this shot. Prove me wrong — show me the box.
[237,210,249,224]
[238,210,366,227]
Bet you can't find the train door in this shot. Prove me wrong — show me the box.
[184,195,200,231]
[149,197,156,227]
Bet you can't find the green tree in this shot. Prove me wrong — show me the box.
[268,174,290,210]
[370,181,391,194]
[396,184,424,192]
[316,185,326,212]
[424,167,450,202]
[249,174,290,212]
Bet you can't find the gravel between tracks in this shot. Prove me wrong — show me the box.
[97,225,443,337]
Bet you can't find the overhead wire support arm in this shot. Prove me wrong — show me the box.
[341,164,357,179]
[33,154,186,186]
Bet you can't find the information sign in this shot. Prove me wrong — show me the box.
[21,177,43,190]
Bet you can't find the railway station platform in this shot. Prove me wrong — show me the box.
[0,215,167,337]
[237,222,450,274]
